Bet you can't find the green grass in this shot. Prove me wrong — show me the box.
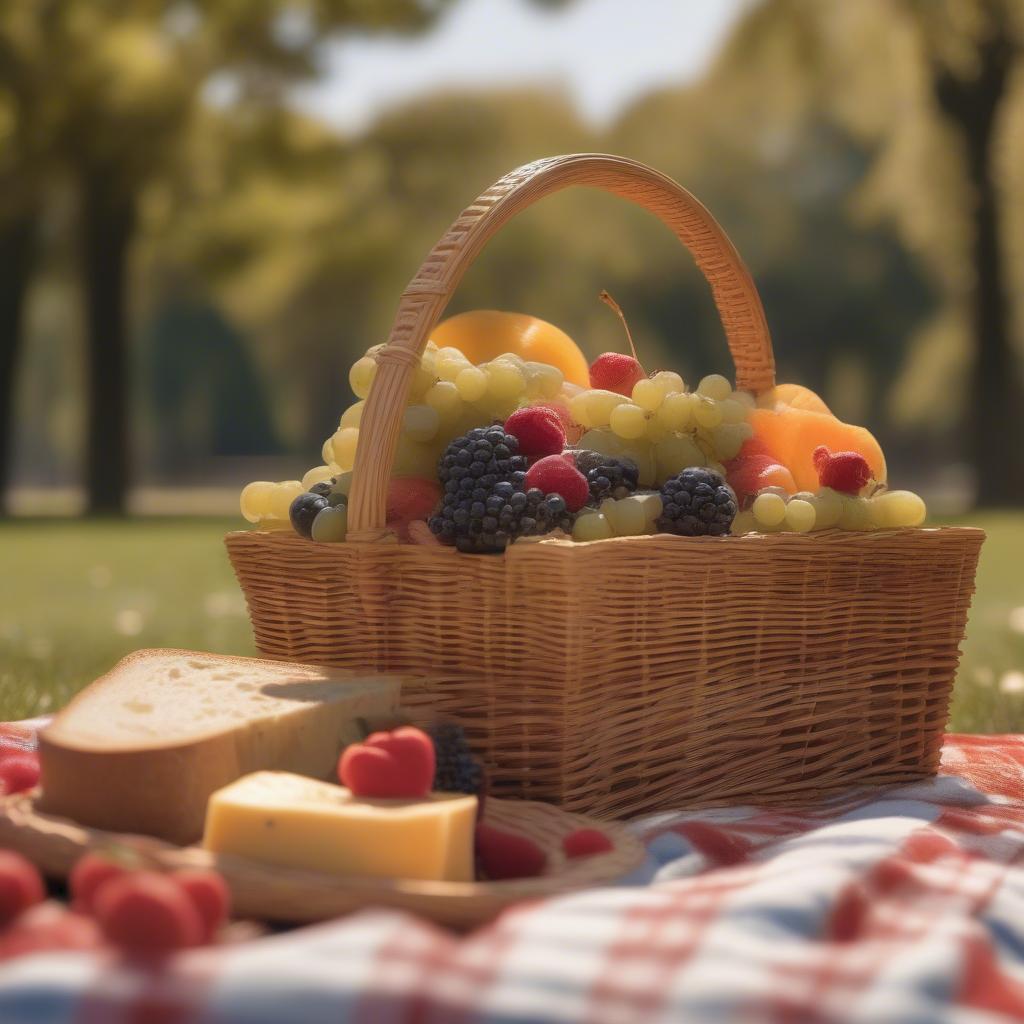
[0,514,1022,730]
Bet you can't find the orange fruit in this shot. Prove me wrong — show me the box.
[755,384,832,416]
[748,407,886,492]
[431,311,590,388]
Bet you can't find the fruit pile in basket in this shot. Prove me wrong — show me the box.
[238,309,927,551]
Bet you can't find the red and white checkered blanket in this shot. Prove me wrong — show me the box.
[2,726,1024,1023]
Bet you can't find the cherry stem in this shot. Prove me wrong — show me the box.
[598,290,640,364]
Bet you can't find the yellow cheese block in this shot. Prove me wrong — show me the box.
[203,772,478,883]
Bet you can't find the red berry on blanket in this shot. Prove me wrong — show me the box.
[0,851,45,925]
[0,903,102,961]
[339,726,436,799]
[562,828,614,859]
[813,446,872,495]
[0,752,40,795]
[504,407,566,458]
[475,823,547,880]
[173,870,230,943]
[589,353,645,396]
[69,852,130,914]
[524,456,589,512]
[94,872,203,955]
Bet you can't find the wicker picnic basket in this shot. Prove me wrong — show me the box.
[227,153,984,821]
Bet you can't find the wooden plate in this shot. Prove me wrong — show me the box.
[0,793,646,930]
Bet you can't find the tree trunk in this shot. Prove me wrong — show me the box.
[79,170,137,515]
[0,214,36,516]
[933,14,1024,505]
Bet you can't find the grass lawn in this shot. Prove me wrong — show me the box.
[1,514,1022,731]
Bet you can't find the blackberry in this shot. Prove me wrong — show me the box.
[429,722,484,797]
[657,467,737,536]
[569,449,640,504]
[429,427,574,552]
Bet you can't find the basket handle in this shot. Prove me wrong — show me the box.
[348,153,775,540]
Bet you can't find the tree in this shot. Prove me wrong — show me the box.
[0,0,447,514]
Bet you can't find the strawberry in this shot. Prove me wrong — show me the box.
[814,446,872,495]
[173,869,230,943]
[69,852,130,914]
[0,851,45,924]
[523,456,589,512]
[94,872,204,955]
[504,407,566,458]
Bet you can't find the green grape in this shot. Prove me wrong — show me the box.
[330,427,360,471]
[424,339,438,353]
[523,361,564,399]
[697,374,732,401]
[579,429,657,487]
[812,488,843,529]
[752,491,786,527]
[321,438,335,465]
[425,381,463,428]
[838,496,875,531]
[693,396,723,429]
[494,351,526,368]
[654,433,705,480]
[631,492,663,524]
[785,498,817,533]
[268,480,304,521]
[240,481,276,523]
[409,363,435,401]
[340,401,364,430]
[710,422,752,461]
[402,404,440,443]
[349,357,377,399]
[657,392,694,432]
[707,461,728,478]
[731,509,757,535]
[585,389,628,428]
[568,390,593,428]
[609,403,647,440]
[455,367,488,402]
[871,489,926,528]
[732,390,756,408]
[392,435,440,478]
[718,399,748,425]
[573,512,613,541]
[644,416,668,443]
[652,370,684,396]
[311,504,347,543]
[486,361,526,401]
[631,378,664,412]
[437,348,471,382]
[605,496,648,536]
[420,349,437,378]
[331,472,353,500]
[301,465,335,490]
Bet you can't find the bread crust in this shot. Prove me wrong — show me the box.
[37,650,401,844]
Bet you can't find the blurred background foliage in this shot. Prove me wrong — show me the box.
[2,0,1024,514]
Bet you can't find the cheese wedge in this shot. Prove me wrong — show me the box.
[38,650,401,844]
[203,772,477,883]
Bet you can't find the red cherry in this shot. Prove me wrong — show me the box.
[338,726,435,799]
[69,852,130,915]
[562,828,614,859]
[0,851,45,925]
[173,869,230,943]
[475,823,547,880]
[0,751,40,795]
[94,872,204,955]
[0,903,102,962]
[589,353,645,396]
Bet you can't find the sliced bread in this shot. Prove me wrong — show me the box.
[37,650,401,844]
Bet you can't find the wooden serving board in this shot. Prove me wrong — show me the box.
[0,793,646,931]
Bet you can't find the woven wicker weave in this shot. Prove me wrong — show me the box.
[227,154,984,820]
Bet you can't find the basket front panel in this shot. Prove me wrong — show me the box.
[226,528,983,818]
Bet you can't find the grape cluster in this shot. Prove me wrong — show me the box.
[657,468,738,537]
[570,449,640,502]
[429,427,575,552]
[429,722,485,798]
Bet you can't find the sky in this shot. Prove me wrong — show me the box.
[293,0,752,134]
